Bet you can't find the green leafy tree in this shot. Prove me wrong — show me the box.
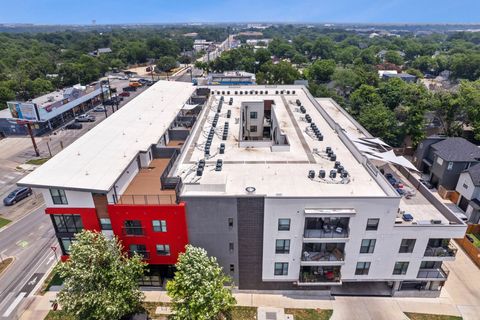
[358,103,399,146]
[155,56,178,72]
[332,67,360,97]
[55,230,146,320]
[384,50,404,65]
[257,61,301,85]
[459,80,480,140]
[0,84,15,110]
[431,91,465,137]
[307,59,336,83]
[349,84,383,114]
[167,245,236,320]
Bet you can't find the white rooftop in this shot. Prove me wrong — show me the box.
[174,85,387,198]
[19,81,195,192]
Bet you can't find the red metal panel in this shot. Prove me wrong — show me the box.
[107,202,188,265]
[45,207,101,231]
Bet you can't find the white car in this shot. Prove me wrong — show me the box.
[93,105,106,112]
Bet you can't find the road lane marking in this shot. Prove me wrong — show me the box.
[15,240,28,248]
[46,256,54,265]
[2,292,26,317]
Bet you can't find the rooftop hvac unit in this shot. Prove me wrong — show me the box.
[199,159,205,167]
[317,134,324,141]
[219,143,225,154]
[341,171,348,178]
[196,167,204,176]
[326,146,332,154]
[330,154,337,161]
[431,219,442,224]
[300,106,306,114]
[308,170,315,179]
[334,161,341,169]
[296,99,301,106]
[319,170,326,178]
[337,165,344,173]
[329,170,337,179]
[227,110,231,118]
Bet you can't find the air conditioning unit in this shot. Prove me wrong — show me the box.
[431,219,442,224]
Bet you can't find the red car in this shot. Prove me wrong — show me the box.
[119,92,130,97]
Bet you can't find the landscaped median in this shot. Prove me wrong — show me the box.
[405,312,463,320]
[0,216,11,228]
[0,257,14,276]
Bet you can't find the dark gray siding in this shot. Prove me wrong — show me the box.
[183,197,239,284]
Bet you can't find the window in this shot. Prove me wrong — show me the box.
[50,188,68,205]
[420,261,441,269]
[59,237,73,254]
[124,220,143,236]
[230,264,235,272]
[275,239,290,254]
[274,262,288,275]
[229,242,234,252]
[393,262,409,275]
[447,162,453,170]
[278,219,290,231]
[129,244,148,258]
[250,125,257,132]
[250,111,258,119]
[156,244,170,256]
[360,239,376,253]
[52,214,83,233]
[100,218,112,230]
[228,218,234,228]
[355,262,371,275]
[152,220,167,232]
[399,239,416,253]
[366,218,379,231]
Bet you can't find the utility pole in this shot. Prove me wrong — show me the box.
[100,84,108,118]
[25,122,40,157]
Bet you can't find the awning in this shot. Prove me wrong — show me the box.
[365,150,419,171]
[304,208,356,216]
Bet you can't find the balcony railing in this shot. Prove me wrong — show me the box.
[417,264,449,279]
[301,249,345,262]
[122,227,145,236]
[117,194,177,205]
[304,227,349,239]
[424,242,458,257]
[299,269,342,284]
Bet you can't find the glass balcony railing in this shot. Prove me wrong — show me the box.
[424,241,457,257]
[299,266,341,284]
[301,243,345,262]
[417,264,449,279]
[303,217,350,239]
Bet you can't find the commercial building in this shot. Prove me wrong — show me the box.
[0,83,108,136]
[207,71,256,85]
[18,82,466,295]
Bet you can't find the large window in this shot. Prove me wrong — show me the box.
[52,214,83,233]
[124,220,143,236]
[250,125,257,133]
[360,239,376,254]
[156,244,170,256]
[399,239,416,253]
[250,111,258,119]
[355,262,371,275]
[50,189,68,205]
[274,262,288,276]
[59,237,74,254]
[278,219,291,231]
[275,239,290,254]
[129,244,148,259]
[152,220,167,232]
[366,218,379,231]
[393,262,409,275]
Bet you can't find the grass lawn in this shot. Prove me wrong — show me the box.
[229,306,257,320]
[0,257,14,275]
[26,157,50,165]
[142,301,169,320]
[467,233,480,248]
[44,310,73,320]
[40,269,64,295]
[285,308,333,320]
[0,217,11,228]
[405,312,463,320]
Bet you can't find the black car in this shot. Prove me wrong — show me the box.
[65,123,83,130]
[3,187,32,206]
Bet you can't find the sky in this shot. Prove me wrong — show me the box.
[0,0,479,25]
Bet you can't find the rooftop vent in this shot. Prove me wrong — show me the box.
[308,170,315,179]
[245,186,256,193]
[319,170,326,179]
[329,170,337,179]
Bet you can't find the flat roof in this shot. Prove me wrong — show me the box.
[174,85,387,198]
[18,81,195,192]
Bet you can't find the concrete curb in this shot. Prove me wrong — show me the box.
[0,256,16,278]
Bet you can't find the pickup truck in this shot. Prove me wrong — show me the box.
[75,114,96,122]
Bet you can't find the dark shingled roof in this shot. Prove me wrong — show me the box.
[466,163,480,186]
[431,137,480,162]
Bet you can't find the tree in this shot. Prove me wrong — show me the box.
[459,80,480,140]
[332,67,360,97]
[431,91,465,137]
[349,84,383,114]
[308,59,336,83]
[55,230,146,320]
[155,56,178,72]
[0,84,15,110]
[167,245,236,320]
[257,61,301,85]
[384,50,404,65]
[358,103,399,146]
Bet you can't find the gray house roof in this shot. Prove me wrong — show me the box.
[431,137,480,162]
[466,163,480,186]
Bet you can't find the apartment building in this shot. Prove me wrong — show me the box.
[18,82,466,295]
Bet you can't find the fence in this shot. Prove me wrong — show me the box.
[456,224,480,268]
[117,194,176,205]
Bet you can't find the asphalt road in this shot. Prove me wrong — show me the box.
[0,205,56,319]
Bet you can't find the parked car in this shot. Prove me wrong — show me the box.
[419,179,434,189]
[93,105,107,112]
[466,234,474,243]
[3,187,32,206]
[103,99,114,106]
[65,122,83,130]
[75,114,96,122]
[119,92,130,97]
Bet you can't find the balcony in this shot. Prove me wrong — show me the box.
[122,227,145,237]
[299,266,342,285]
[417,264,449,280]
[424,239,457,258]
[304,217,350,239]
[301,243,345,263]
[128,251,150,260]
[117,194,177,205]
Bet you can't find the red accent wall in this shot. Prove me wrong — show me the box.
[107,202,188,265]
[45,207,101,231]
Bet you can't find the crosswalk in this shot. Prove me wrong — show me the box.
[0,171,24,186]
